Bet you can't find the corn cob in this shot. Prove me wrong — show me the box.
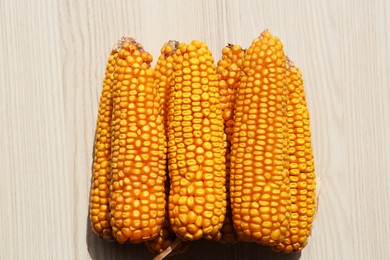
[155,41,179,133]
[217,44,245,242]
[273,59,316,253]
[147,41,187,254]
[230,31,291,245]
[167,40,226,241]
[89,48,118,240]
[109,38,166,243]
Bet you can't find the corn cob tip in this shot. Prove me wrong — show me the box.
[260,28,270,36]
[163,40,179,56]
[113,37,154,66]
[286,56,295,68]
[113,36,145,53]
[251,29,280,46]
[226,43,245,52]
[113,36,134,51]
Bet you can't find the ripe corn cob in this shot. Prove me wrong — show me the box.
[109,38,167,243]
[230,31,291,245]
[155,41,179,133]
[273,60,316,253]
[167,40,226,241]
[147,41,185,254]
[217,44,245,242]
[89,48,118,240]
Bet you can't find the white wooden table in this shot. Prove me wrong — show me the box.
[1,0,389,259]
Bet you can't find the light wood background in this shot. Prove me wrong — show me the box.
[1,0,389,259]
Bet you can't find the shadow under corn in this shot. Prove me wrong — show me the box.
[169,240,302,260]
[87,221,301,260]
[86,217,155,260]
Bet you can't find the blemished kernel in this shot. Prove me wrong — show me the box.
[90,48,119,240]
[216,44,245,242]
[109,38,166,244]
[168,40,226,241]
[273,60,316,253]
[230,31,291,246]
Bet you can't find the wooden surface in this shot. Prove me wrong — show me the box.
[1,0,389,259]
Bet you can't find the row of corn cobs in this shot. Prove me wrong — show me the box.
[89,30,316,259]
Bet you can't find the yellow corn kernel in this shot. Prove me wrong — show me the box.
[217,44,245,242]
[109,38,166,244]
[230,30,291,245]
[168,40,226,241]
[273,59,316,253]
[89,47,118,240]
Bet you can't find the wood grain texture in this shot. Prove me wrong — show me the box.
[1,0,389,259]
